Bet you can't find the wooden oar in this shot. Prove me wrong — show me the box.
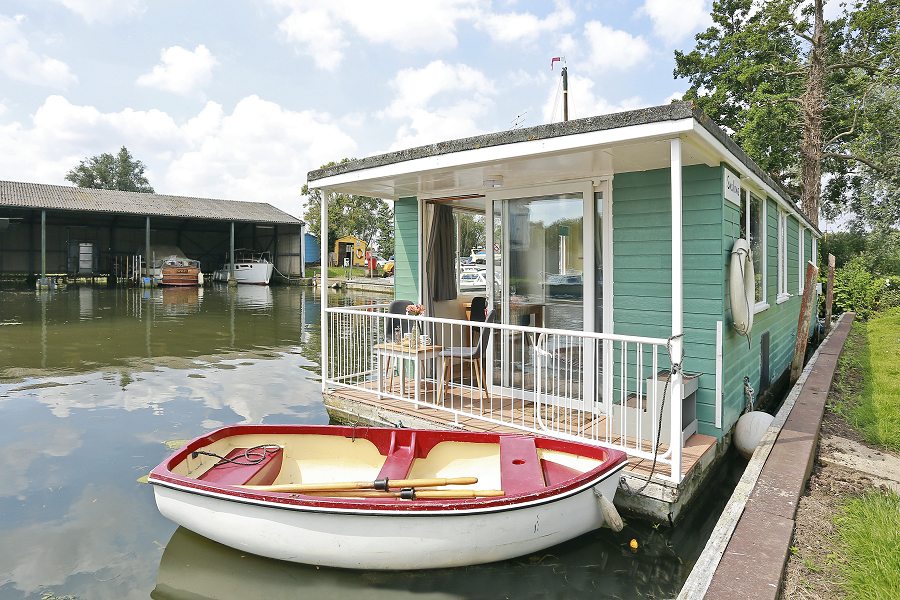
[242,476,478,493]
[301,489,505,499]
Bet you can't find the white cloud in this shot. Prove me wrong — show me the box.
[641,0,712,45]
[583,21,651,71]
[382,60,495,149]
[269,0,480,71]
[478,0,575,43]
[54,0,145,24]
[0,14,77,88]
[136,44,218,95]
[0,95,357,216]
[543,74,644,122]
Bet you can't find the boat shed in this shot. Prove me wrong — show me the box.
[0,180,305,281]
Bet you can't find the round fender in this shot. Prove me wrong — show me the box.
[729,238,755,337]
[355,247,364,260]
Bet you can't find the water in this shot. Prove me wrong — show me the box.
[0,285,742,599]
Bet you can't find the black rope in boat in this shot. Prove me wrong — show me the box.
[620,334,683,497]
[191,444,281,466]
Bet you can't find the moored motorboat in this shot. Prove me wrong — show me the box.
[213,251,274,285]
[148,424,627,570]
[160,256,202,287]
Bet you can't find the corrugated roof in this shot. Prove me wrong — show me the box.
[0,180,302,225]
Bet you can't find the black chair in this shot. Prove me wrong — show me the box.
[468,296,487,322]
[384,299,414,341]
[383,300,413,390]
[439,310,497,403]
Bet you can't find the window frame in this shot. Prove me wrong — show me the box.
[798,226,805,293]
[741,189,768,312]
[777,211,790,303]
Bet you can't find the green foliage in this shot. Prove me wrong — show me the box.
[834,310,900,449]
[833,256,887,318]
[65,146,154,193]
[834,489,900,600]
[301,160,393,256]
[675,0,900,229]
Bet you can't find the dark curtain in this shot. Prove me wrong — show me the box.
[428,204,457,302]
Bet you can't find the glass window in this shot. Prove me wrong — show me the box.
[741,190,765,305]
[798,227,805,293]
[778,211,789,298]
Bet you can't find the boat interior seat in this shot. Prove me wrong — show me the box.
[499,436,546,495]
[375,430,418,481]
[198,447,284,486]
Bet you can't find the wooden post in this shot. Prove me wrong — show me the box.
[825,253,835,334]
[40,209,47,279]
[790,261,820,384]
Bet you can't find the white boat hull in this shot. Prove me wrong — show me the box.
[213,261,273,285]
[152,473,620,570]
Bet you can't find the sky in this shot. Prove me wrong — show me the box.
[0,0,729,218]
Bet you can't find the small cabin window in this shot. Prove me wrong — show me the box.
[740,189,766,307]
[778,211,789,301]
[798,227,805,293]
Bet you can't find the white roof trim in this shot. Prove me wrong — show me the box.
[691,122,819,236]
[311,118,696,191]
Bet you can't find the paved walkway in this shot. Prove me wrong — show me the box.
[701,315,854,599]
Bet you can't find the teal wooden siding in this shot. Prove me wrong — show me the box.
[394,197,419,301]
[722,201,804,435]
[613,164,816,439]
[612,164,724,436]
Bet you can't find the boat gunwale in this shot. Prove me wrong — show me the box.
[148,424,628,514]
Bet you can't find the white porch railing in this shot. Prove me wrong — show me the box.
[324,305,685,483]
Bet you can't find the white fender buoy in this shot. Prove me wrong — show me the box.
[734,410,774,459]
[729,238,755,337]
[594,489,624,532]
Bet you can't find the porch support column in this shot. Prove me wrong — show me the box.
[144,216,151,278]
[299,223,306,278]
[320,188,330,390]
[669,137,684,481]
[229,221,236,286]
[40,209,47,279]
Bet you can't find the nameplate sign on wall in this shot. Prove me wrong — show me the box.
[723,168,741,205]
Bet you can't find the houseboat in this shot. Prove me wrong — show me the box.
[306,102,820,520]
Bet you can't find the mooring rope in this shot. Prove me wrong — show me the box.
[620,333,684,497]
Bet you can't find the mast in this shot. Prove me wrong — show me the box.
[562,66,568,122]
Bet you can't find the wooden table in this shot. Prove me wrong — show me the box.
[373,342,443,407]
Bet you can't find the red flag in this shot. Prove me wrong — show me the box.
[550,57,561,70]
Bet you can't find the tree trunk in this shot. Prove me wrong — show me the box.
[799,0,826,228]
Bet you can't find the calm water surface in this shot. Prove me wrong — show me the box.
[0,285,740,600]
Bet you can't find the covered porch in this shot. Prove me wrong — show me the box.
[308,104,753,499]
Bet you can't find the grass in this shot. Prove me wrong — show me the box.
[307,266,386,279]
[833,308,900,451]
[834,490,900,600]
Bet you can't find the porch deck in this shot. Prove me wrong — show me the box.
[325,378,718,483]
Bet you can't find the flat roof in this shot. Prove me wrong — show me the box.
[308,102,819,235]
[0,180,302,225]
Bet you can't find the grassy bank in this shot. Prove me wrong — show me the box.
[817,309,900,599]
[833,490,900,600]
[832,308,900,451]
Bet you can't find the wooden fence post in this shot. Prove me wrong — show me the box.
[791,261,820,384]
[825,254,835,334]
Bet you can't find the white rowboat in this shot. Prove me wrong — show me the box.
[148,424,627,570]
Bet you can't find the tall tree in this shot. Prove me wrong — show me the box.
[301,159,394,254]
[65,146,155,193]
[675,0,899,229]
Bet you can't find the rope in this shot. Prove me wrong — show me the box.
[192,444,282,466]
[620,333,684,496]
[743,375,755,413]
